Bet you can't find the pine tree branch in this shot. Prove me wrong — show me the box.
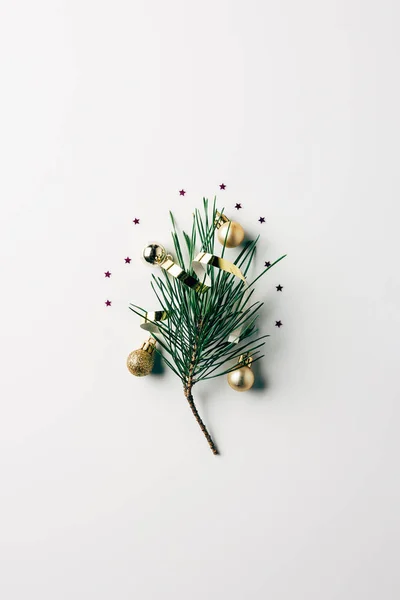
[131,199,285,453]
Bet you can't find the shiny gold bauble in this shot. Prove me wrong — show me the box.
[227,365,254,391]
[143,243,167,266]
[217,220,245,248]
[127,338,156,376]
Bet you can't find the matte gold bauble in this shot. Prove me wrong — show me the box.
[127,338,156,376]
[143,243,167,266]
[216,213,245,248]
[227,355,254,391]
[227,366,254,391]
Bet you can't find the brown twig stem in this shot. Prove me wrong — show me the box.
[184,385,218,455]
[184,322,219,455]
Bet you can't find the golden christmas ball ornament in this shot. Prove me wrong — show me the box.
[143,243,168,266]
[215,212,245,248]
[127,338,156,377]
[227,354,255,391]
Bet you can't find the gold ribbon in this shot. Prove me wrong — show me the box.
[160,255,208,293]
[140,243,247,335]
[193,252,246,283]
[228,328,243,344]
[143,243,246,293]
[140,310,168,332]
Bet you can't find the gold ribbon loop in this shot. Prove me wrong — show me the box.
[140,310,168,332]
[161,256,209,293]
[228,328,243,344]
[193,252,246,283]
[143,243,246,294]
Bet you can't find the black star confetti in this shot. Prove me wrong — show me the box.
[264,261,271,268]
[220,183,226,190]
[235,203,242,210]
[275,320,282,328]
[133,218,140,225]
[259,217,266,224]
[276,285,283,291]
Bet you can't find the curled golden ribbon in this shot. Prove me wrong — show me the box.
[140,243,247,335]
[140,310,168,333]
[192,251,246,284]
[143,243,246,293]
[160,254,208,293]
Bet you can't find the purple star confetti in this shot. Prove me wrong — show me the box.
[104,271,111,278]
[133,218,140,225]
[105,300,112,307]
[179,189,186,196]
[124,257,131,264]
[219,183,226,190]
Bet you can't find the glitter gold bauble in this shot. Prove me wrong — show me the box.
[127,338,156,376]
[227,355,254,391]
[215,213,245,248]
[143,243,167,265]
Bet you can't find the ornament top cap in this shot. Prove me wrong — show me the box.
[142,337,156,354]
[214,211,230,229]
[143,243,167,266]
[238,353,253,367]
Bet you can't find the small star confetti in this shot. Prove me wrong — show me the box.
[105,300,112,307]
[264,261,271,268]
[124,257,131,264]
[276,285,283,291]
[179,189,186,196]
[259,217,266,224]
[235,203,242,210]
[275,320,282,328]
[220,183,226,190]
[133,218,140,225]
[104,271,111,278]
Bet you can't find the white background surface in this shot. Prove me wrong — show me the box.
[1,1,399,598]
